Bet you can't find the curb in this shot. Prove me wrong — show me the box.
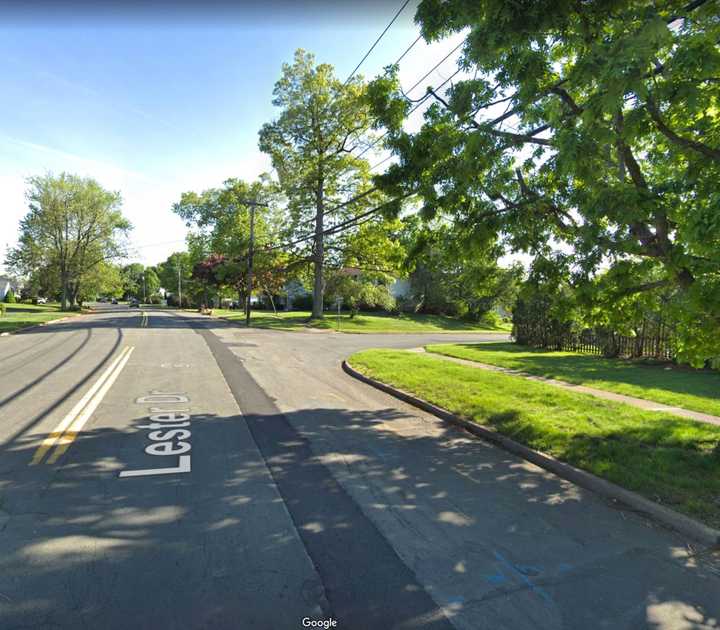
[342,359,720,547]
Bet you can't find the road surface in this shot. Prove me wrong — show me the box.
[0,306,718,629]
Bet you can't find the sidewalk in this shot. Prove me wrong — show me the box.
[416,348,720,427]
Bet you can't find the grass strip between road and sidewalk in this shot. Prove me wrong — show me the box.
[349,348,720,529]
[0,303,79,334]
[425,342,720,418]
[212,309,512,334]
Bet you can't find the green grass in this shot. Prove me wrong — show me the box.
[0,302,77,333]
[211,309,511,334]
[349,349,720,529]
[424,342,720,417]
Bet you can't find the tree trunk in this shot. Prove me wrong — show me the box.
[60,268,69,311]
[69,281,78,308]
[265,288,278,317]
[311,175,325,319]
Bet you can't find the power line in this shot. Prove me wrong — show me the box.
[356,65,464,161]
[402,40,464,96]
[265,192,413,252]
[301,186,379,226]
[344,0,413,84]
[370,154,394,171]
[393,34,423,66]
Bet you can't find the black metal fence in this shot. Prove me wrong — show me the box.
[513,320,675,360]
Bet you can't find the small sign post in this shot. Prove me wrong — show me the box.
[335,297,343,332]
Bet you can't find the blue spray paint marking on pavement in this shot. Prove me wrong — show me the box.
[484,572,508,585]
[492,551,553,606]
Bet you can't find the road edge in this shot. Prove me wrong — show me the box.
[342,359,720,548]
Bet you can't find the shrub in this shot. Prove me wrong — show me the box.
[4,288,16,303]
[291,293,313,311]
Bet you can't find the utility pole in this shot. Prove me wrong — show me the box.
[178,262,182,308]
[246,203,255,327]
[237,199,269,328]
[143,272,147,304]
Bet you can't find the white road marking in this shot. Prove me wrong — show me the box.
[119,454,192,478]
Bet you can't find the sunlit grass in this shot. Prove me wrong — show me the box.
[349,349,720,529]
[0,302,77,333]
[425,342,720,417]
[212,309,512,334]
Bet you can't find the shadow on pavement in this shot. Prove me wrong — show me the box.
[0,404,718,630]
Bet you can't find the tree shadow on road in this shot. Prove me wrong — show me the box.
[0,404,718,629]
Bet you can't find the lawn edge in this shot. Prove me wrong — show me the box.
[0,312,83,337]
[214,313,511,335]
[342,358,720,547]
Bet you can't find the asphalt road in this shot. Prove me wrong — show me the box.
[0,306,718,630]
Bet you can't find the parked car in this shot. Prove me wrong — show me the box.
[129,298,140,308]
[36,297,47,304]
[111,298,118,304]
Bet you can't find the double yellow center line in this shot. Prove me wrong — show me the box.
[31,346,135,465]
[140,311,149,327]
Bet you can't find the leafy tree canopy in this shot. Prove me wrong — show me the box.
[7,173,131,309]
[368,0,720,363]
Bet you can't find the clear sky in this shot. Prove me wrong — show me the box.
[0,1,467,270]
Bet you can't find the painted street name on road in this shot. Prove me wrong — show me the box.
[119,392,193,478]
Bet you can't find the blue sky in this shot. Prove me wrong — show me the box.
[0,2,466,268]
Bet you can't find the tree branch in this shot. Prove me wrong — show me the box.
[645,94,720,162]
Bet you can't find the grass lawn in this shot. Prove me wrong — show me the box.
[424,342,720,418]
[212,309,512,334]
[349,349,720,528]
[0,302,77,333]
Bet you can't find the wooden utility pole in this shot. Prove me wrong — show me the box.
[238,199,269,327]
[178,263,182,308]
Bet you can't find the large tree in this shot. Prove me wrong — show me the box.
[7,173,130,309]
[368,0,720,363]
[259,49,389,319]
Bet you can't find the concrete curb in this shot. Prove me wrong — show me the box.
[342,359,720,547]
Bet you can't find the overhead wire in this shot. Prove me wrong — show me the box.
[344,0,414,84]
[265,192,414,252]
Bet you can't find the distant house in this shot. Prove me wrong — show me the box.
[0,275,15,300]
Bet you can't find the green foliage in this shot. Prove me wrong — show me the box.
[121,263,146,300]
[512,255,578,347]
[401,219,522,320]
[4,288,16,304]
[156,251,194,302]
[367,1,720,364]
[77,262,123,302]
[325,272,395,316]
[172,178,289,307]
[290,293,313,311]
[6,173,131,309]
[259,49,400,318]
